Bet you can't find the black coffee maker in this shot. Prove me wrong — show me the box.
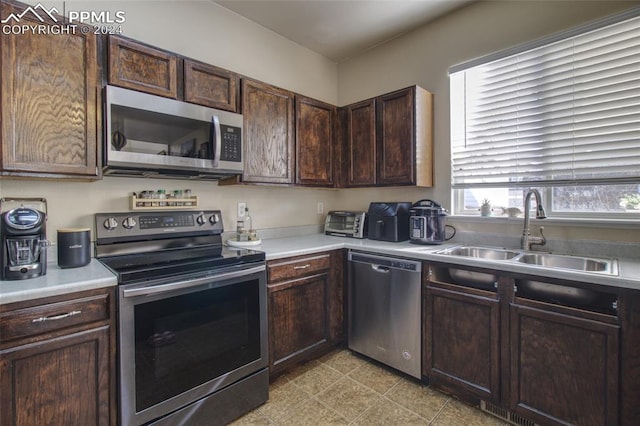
[1,198,48,280]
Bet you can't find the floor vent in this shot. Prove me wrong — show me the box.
[480,401,538,426]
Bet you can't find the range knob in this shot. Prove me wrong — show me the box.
[196,213,206,226]
[209,213,220,225]
[103,217,118,230]
[123,217,137,229]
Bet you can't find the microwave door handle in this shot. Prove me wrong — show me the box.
[211,115,221,166]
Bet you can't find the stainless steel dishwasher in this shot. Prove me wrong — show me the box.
[348,250,422,378]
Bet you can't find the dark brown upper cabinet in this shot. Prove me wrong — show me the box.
[242,79,295,184]
[108,35,178,99]
[341,99,377,187]
[0,0,101,179]
[295,96,336,187]
[340,86,433,187]
[108,36,240,113]
[184,59,239,112]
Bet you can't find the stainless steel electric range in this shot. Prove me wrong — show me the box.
[95,210,268,426]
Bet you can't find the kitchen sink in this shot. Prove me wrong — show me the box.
[435,245,619,291]
[437,246,520,260]
[513,252,618,275]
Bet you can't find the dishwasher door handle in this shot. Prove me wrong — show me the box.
[371,264,391,273]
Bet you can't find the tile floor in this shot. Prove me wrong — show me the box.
[231,349,509,425]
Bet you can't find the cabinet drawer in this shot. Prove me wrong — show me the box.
[0,293,109,342]
[268,254,331,283]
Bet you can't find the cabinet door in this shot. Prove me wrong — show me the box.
[0,326,112,426]
[342,99,376,187]
[295,96,336,186]
[510,303,619,425]
[108,36,178,98]
[242,79,295,184]
[376,87,415,185]
[184,59,238,111]
[0,2,99,178]
[424,284,501,403]
[268,274,329,374]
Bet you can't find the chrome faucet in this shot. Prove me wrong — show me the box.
[521,189,546,250]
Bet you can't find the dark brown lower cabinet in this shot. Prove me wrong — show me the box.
[267,250,344,377]
[510,300,620,426]
[269,274,329,366]
[424,263,632,426]
[424,282,501,403]
[0,288,116,426]
[0,327,111,426]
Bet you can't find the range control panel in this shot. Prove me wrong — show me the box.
[95,210,223,240]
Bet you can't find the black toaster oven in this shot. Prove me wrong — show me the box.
[324,211,367,238]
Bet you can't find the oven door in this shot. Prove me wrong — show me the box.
[118,263,267,426]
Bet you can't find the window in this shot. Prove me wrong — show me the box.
[450,9,640,218]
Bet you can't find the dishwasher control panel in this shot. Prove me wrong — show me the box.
[349,251,421,272]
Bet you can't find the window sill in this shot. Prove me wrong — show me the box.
[449,215,640,229]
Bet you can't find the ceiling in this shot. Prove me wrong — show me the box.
[214,0,474,63]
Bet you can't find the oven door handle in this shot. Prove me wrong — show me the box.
[122,265,265,298]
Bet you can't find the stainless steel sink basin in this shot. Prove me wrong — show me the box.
[437,246,520,260]
[513,253,618,275]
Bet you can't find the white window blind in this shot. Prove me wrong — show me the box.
[450,11,640,188]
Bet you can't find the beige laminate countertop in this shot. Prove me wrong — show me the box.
[257,234,640,292]
[0,259,117,305]
[2,234,639,305]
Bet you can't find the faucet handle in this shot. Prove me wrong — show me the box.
[538,226,546,246]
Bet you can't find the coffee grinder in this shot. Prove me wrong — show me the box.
[1,198,48,280]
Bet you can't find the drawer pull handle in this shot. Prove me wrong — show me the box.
[32,310,82,323]
[293,264,311,270]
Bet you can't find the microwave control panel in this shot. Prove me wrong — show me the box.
[220,125,242,162]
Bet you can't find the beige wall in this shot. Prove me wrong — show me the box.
[3,0,639,244]
[335,0,640,243]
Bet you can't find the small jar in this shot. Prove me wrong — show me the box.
[184,189,193,206]
[173,190,183,206]
[142,190,153,207]
[157,189,166,207]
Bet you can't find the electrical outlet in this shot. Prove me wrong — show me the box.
[317,202,324,214]
[237,202,246,218]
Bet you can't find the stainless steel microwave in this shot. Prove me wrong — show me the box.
[104,85,243,180]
